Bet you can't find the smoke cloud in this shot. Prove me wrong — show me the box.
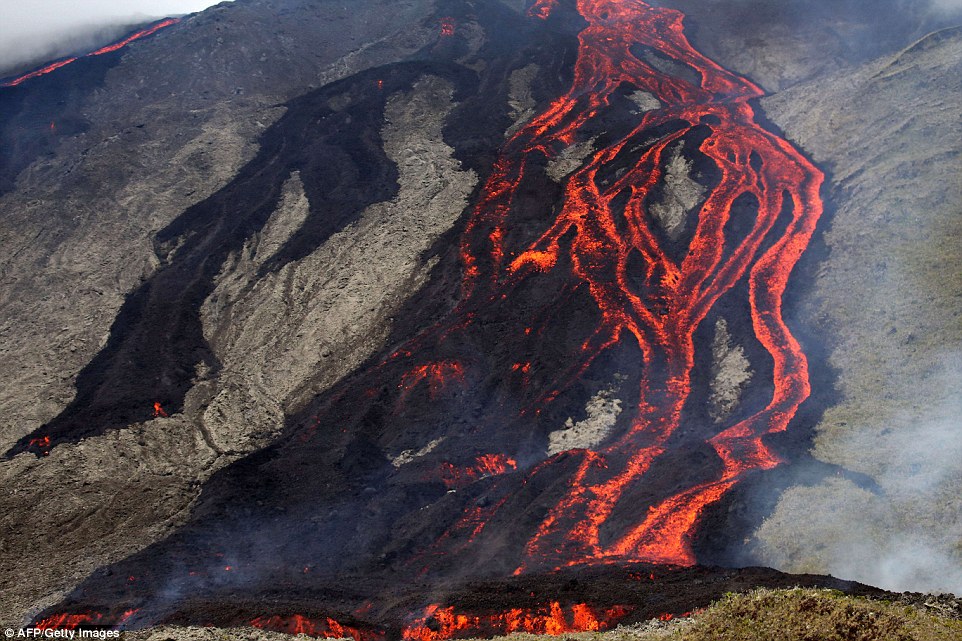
[756,357,962,594]
[0,0,225,75]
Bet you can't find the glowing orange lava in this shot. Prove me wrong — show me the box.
[1,19,180,88]
[153,401,168,418]
[36,612,103,630]
[88,19,180,56]
[433,454,518,489]
[28,435,51,448]
[35,608,141,631]
[423,0,823,570]
[403,602,632,641]
[251,614,384,641]
[398,361,466,402]
[118,609,140,624]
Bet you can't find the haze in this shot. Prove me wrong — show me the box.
[0,0,226,74]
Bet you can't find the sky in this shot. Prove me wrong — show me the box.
[0,0,226,73]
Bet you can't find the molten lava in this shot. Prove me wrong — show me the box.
[28,435,51,448]
[398,361,466,402]
[252,615,384,641]
[34,609,139,632]
[153,401,168,418]
[1,19,179,88]
[403,602,632,641]
[87,19,180,56]
[392,0,822,570]
[432,454,518,489]
[36,612,103,630]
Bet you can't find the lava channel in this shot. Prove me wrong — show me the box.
[388,0,824,571]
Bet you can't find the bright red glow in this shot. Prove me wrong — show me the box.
[440,17,456,37]
[398,361,466,402]
[528,0,560,20]
[2,58,77,87]
[251,614,384,641]
[117,609,140,625]
[431,454,518,489]
[36,612,103,630]
[1,19,180,88]
[35,609,139,631]
[402,602,632,641]
[153,402,168,418]
[88,19,180,56]
[28,435,51,449]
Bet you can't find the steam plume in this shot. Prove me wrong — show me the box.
[756,358,962,594]
[0,0,222,75]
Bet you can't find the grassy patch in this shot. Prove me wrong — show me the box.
[670,588,962,641]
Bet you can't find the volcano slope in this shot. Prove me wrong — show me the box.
[1,0,961,634]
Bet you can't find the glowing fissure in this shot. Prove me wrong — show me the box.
[402,0,822,570]
[1,19,180,88]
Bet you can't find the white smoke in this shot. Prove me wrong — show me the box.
[756,357,962,595]
[0,0,226,75]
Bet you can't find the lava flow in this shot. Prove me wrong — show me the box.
[24,0,827,631]
[432,454,518,489]
[1,18,179,88]
[252,615,385,641]
[398,361,466,402]
[396,0,823,571]
[402,602,632,641]
[35,609,138,631]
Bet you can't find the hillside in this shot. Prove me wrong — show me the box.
[0,0,959,635]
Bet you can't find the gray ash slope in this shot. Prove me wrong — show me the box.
[1,0,961,631]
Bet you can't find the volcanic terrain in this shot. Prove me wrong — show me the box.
[0,0,960,637]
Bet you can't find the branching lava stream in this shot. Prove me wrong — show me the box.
[417,0,824,571]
